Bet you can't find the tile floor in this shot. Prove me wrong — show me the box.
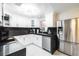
[26,44,67,56]
[53,51,67,56]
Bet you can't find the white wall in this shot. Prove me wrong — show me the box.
[59,7,79,20]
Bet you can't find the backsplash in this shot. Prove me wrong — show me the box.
[0,27,40,38]
[0,27,57,38]
[47,27,57,35]
[7,27,30,37]
[0,27,30,37]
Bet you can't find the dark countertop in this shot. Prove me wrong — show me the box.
[0,33,57,46]
[36,33,53,37]
[32,33,57,37]
[0,39,15,46]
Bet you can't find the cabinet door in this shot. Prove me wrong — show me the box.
[34,35,42,48]
[31,35,36,44]
[0,4,2,26]
[9,42,24,54]
[25,35,32,45]
[25,35,34,45]
[28,34,36,44]
[4,44,9,55]
[34,20,40,27]
[37,35,42,48]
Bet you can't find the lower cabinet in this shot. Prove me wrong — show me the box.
[14,34,42,48]
[23,34,33,45]
[24,36,32,45]
[0,41,25,56]
[27,34,42,48]
[33,35,42,48]
[9,41,25,54]
[18,34,42,48]
[3,44,9,56]
[0,44,10,56]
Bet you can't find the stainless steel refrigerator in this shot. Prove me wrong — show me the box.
[57,18,79,56]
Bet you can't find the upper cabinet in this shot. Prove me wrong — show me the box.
[0,3,59,28]
[30,18,41,28]
[0,3,10,27]
[2,3,42,28]
[3,14,10,27]
[45,12,59,27]
[0,3,2,26]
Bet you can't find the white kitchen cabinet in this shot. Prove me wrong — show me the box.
[24,35,33,45]
[3,44,9,56]
[34,20,40,27]
[1,41,25,56]
[9,41,25,54]
[36,35,42,48]
[0,4,2,26]
[32,35,42,48]
[0,44,10,56]
[25,34,42,47]
[14,34,42,48]
[14,35,32,46]
[30,34,36,44]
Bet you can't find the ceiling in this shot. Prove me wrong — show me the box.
[4,3,79,17]
[36,3,79,13]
